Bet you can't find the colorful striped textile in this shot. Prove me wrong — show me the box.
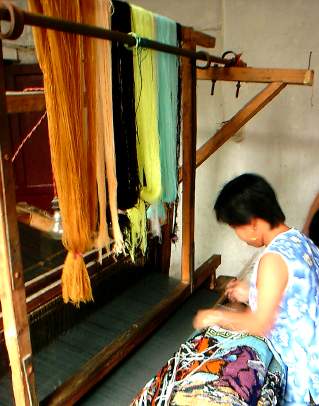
[131,327,286,405]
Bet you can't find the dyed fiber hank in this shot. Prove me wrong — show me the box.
[112,0,140,211]
[147,14,181,238]
[125,4,162,260]
[156,14,179,205]
[28,0,122,305]
[126,4,181,257]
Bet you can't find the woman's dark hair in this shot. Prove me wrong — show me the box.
[214,173,285,228]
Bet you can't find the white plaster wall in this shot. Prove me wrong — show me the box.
[213,0,319,276]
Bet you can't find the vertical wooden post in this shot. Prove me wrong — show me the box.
[0,42,38,405]
[181,28,197,288]
[159,204,174,274]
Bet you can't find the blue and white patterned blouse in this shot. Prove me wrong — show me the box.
[249,228,319,405]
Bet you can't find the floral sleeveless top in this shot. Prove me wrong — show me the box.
[249,229,319,405]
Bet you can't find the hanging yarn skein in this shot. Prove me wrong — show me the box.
[156,15,179,205]
[125,5,162,260]
[28,0,122,305]
[147,15,180,238]
[28,0,94,305]
[111,0,140,211]
[85,0,123,255]
[131,5,161,204]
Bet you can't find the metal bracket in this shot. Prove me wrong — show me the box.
[22,354,38,405]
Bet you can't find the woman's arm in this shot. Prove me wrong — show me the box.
[193,253,288,336]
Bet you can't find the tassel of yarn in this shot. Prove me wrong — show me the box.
[125,200,147,262]
[147,201,167,240]
[62,252,93,306]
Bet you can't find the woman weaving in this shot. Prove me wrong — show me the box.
[193,174,319,405]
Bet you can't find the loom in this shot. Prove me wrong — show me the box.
[0,1,314,405]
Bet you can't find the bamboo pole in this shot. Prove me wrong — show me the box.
[0,3,227,65]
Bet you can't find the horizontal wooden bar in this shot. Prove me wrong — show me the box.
[6,91,45,113]
[41,254,221,406]
[192,30,216,48]
[7,67,308,116]
[197,67,314,85]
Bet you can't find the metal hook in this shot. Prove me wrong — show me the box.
[0,2,25,40]
[210,64,219,95]
[236,81,241,98]
[196,51,212,70]
[124,32,141,51]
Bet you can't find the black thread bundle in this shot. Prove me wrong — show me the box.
[111,0,140,210]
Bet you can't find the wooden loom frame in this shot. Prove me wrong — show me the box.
[0,11,314,406]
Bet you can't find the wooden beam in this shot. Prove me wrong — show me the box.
[178,81,287,183]
[6,91,45,114]
[197,67,314,85]
[6,67,311,115]
[196,82,287,168]
[192,30,216,48]
[181,27,197,287]
[0,44,38,405]
[40,254,220,406]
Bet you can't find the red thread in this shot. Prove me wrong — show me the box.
[73,252,83,259]
[11,112,47,163]
[22,87,44,92]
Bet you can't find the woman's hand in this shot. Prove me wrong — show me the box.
[193,309,222,330]
[225,279,249,304]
